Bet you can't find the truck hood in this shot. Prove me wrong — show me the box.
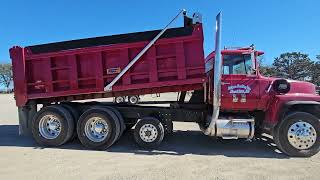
[261,76,317,95]
[287,80,317,94]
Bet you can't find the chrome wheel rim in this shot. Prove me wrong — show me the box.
[287,121,317,150]
[39,115,62,139]
[139,124,158,142]
[84,117,109,142]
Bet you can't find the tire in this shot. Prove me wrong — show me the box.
[273,112,320,157]
[134,117,164,149]
[153,113,173,135]
[115,96,125,104]
[31,105,75,147]
[94,107,122,144]
[104,106,125,138]
[128,96,139,104]
[61,104,80,141]
[77,107,121,150]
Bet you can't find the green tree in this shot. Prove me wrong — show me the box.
[0,63,13,92]
[257,54,276,77]
[311,55,320,86]
[260,65,276,77]
[272,52,313,81]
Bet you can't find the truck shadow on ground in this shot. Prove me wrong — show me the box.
[0,125,288,159]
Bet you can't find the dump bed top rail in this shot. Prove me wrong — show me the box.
[27,27,193,54]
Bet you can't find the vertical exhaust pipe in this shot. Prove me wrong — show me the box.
[202,12,222,136]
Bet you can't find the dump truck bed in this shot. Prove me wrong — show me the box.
[10,24,205,107]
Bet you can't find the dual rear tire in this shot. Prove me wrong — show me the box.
[31,105,125,150]
[31,105,75,147]
[77,107,124,150]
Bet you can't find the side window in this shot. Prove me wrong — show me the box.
[223,65,230,74]
[223,54,253,75]
[244,55,253,73]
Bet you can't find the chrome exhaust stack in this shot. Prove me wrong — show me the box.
[202,13,222,136]
[201,12,254,139]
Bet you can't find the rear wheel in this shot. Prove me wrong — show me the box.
[103,106,125,138]
[274,112,320,157]
[61,104,79,141]
[77,108,121,150]
[31,105,75,147]
[134,117,164,149]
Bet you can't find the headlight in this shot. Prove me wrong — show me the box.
[273,79,291,94]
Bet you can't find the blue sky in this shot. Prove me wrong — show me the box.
[0,0,319,65]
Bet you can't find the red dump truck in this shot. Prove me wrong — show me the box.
[10,10,320,157]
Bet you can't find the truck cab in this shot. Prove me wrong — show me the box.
[205,46,319,113]
[205,47,268,111]
[203,43,320,157]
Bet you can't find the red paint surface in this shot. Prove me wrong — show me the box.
[205,48,320,124]
[10,25,205,107]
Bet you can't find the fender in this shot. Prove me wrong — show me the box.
[279,101,320,122]
[285,101,320,106]
[263,97,320,131]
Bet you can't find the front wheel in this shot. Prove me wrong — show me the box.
[273,112,320,157]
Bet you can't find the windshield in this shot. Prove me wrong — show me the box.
[223,54,254,75]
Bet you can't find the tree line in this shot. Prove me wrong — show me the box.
[260,52,320,86]
[0,63,13,93]
[0,52,319,93]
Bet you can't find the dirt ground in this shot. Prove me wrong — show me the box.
[0,94,319,180]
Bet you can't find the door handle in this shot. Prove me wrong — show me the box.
[221,82,231,85]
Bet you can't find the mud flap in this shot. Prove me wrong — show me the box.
[18,105,37,136]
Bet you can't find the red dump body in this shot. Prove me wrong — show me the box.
[10,24,205,107]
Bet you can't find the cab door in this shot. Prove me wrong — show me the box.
[221,52,259,111]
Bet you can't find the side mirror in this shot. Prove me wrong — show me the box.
[273,79,291,94]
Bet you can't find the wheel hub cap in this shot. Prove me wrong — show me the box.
[85,117,109,143]
[139,124,158,142]
[48,121,59,130]
[39,115,61,139]
[287,121,317,150]
[94,123,104,133]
